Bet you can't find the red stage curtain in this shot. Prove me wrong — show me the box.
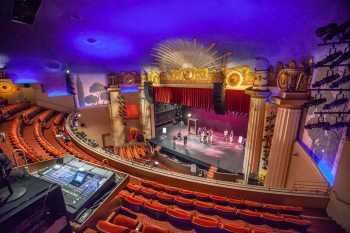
[154,87,250,113]
[225,90,250,113]
[154,87,213,110]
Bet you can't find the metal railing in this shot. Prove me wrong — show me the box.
[65,113,330,198]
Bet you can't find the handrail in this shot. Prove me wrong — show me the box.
[65,113,329,198]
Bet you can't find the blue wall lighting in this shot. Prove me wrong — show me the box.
[298,140,335,185]
[48,90,71,97]
[120,84,139,93]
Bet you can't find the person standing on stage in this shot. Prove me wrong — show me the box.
[184,135,187,146]
[229,130,234,143]
[209,128,214,144]
[200,129,205,143]
[173,136,177,149]
[224,129,228,142]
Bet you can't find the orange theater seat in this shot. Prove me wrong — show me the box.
[194,200,214,214]
[163,185,179,195]
[250,226,276,233]
[142,224,169,233]
[284,216,311,232]
[195,192,211,202]
[112,214,138,229]
[166,207,192,229]
[83,228,98,233]
[121,195,144,212]
[214,204,236,219]
[174,196,194,210]
[96,220,130,233]
[238,209,262,224]
[140,187,157,199]
[192,214,219,233]
[156,191,175,205]
[119,190,133,199]
[228,197,244,208]
[263,203,283,213]
[222,222,250,233]
[244,200,263,210]
[262,212,284,228]
[143,200,168,219]
[126,183,142,193]
[178,189,196,199]
[210,194,229,205]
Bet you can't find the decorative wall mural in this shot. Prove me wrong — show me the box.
[74,74,109,108]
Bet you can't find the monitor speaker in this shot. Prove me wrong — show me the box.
[12,0,42,24]
[213,83,225,115]
[144,81,154,104]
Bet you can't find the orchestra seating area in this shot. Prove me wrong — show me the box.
[0,103,102,166]
[114,144,150,162]
[81,178,318,233]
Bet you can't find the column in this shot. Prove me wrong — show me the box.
[264,94,307,188]
[139,86,155,140]
[243,89,270,183]
[108,87,125,147]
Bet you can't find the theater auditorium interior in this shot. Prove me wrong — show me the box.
[0,1,350,233]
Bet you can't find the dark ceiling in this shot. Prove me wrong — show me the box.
[0,0,349,92]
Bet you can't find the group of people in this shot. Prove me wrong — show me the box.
[196,127,236,144]
[173,131,188,149]
[197,127,214,144]
[223,129,235,143]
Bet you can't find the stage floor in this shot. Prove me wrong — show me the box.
[154,123,245,173]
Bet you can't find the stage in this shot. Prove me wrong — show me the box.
[152,123,245,173]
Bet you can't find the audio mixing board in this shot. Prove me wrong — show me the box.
[34,156,118,217]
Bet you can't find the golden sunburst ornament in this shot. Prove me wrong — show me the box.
[152,39,232,72]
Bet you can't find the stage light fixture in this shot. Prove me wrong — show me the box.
[238,136,243,144]
[323,96,348,110]
[314,51,343,67]
[66,69,70,74]
[187,113,192,118]
[330,50,350,68]
[312,72,340,88]
[330,73,350,88]
[304,97,327,108]
[162,127,167,134]
[315,23,338,38]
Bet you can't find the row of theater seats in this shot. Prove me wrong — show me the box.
[34,110,64,158]
[2,104,101,166]
[52,112,65,126]
[115,144,149,161]
[0,102,29,121]
[121,183,311,232]
[137,179,304,216]
[85,208,172,233]
[21,105,42,124]
[8,117,39,163]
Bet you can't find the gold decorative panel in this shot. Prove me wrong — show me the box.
[0,79,18,98]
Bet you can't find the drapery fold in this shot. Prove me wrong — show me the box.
[154,87,213,110]
[153,87,250,113]
[225,89,250,113]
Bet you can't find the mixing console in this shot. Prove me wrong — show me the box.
[35,156,116,217]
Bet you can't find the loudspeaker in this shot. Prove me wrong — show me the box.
[213,83,225,115]
[12,0,42,24]
[144,81,154,103]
